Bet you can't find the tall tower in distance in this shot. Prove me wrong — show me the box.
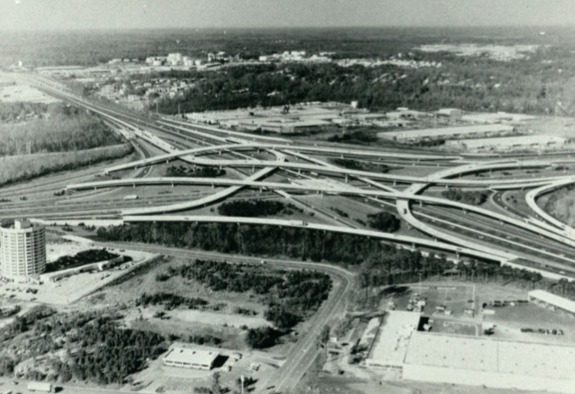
[0,219,46,280]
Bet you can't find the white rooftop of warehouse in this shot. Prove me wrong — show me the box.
[462,112,536,124]
[529,289,575,314]
[405,331,575,380]
[163,347,219,366]
[455,134,565,148]
[185,102,345,123]
[379,123,514,140]
[366,311,420,367]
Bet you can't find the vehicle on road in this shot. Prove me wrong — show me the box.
[27,381,52,392]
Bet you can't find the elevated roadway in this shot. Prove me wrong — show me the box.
[525,177,575,238]
[68,176,575,246]
[123,215,512,262]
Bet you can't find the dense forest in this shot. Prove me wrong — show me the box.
[96,222,450,273]
[145,54,572,115]
[95,221,575,299]
[98,222,386,265]
[0,308,167,384]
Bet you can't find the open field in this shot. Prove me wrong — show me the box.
[91,257,277,349]
[0,84,60,104]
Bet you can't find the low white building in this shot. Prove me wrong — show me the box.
[379,123,514,141]
[446,135,566,152]
[163,347,219,370]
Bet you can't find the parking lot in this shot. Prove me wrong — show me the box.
[389,284,476,319]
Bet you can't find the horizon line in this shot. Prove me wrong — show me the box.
[0,24,570,34]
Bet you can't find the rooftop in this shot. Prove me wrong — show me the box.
[452,135,565,148]
[366,311,420,367]
[405,331,575,380]
[163,347,219,366]
[379,123,514,140]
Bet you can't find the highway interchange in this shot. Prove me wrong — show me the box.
[8,72,575,392]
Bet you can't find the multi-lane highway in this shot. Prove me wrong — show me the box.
[10,72,575,393]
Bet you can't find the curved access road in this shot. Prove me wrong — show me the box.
[525,177,575,238]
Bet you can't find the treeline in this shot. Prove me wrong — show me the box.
[217,199,299,217]
[97,222,411,265]
[158,260,331,331]
[46,249,119,273]
[166,165,226,178]
[0,309,167,384]
[136,292,209,310]
[442,188,490,205]
[0,112,121,156]
[327,130,379,145]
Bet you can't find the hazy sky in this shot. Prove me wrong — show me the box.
[1,0,574,31]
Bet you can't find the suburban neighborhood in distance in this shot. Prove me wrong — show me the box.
[2,1,575,394]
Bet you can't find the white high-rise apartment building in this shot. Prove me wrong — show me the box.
[0,220,46,279]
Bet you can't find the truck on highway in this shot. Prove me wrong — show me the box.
[27,381,52,392]
[123,194,139,201]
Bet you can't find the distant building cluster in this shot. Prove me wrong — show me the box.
[258,50,331,63]
[0,219,46,281]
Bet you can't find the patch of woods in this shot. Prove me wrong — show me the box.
[0,103,121,156]
[45,249,120,273]
[327,130,378,145]
[330,158,389,173]
[136,292,209,310]
[442,188,490,205]
[0,307,166,385]
[217,199,301,217]
[367,211,401,232]
[154,260,331,348]
[97,222,409,264]
[165,165,226,178]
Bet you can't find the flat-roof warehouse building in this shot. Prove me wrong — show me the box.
[366,311,575,393]
[378,124,515,142]
[162,347,219,370]
[446,135,566,152]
